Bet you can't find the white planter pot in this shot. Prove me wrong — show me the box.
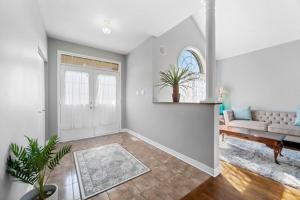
[20,184,58,200]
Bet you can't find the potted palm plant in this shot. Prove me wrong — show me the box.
[7,135,72,200]
[157,64,197,102]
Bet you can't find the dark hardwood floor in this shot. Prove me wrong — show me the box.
[182,161,300,200]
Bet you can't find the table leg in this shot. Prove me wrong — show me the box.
[273,143,281,165]
[222,133,225,141]
[279,141,283,157]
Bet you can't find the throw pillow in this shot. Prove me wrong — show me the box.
[295,108,300,126]
[232,106,252,120]
[219,103,225,115]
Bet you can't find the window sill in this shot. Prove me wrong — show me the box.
[152,100,221,105]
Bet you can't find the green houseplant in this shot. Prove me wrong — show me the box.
[157,64,197,102]
[7,135,72,200]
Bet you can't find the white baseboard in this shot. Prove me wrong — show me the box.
[122,128,220,177]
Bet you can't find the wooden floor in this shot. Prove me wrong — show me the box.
[182,161,300,200]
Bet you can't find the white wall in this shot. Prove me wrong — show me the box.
[126,18,217,170]
[217,39,300,112]
[47,38,126,138]
[0,0,47,199]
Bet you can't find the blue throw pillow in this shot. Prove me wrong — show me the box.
[295,108,300,126]
[232,106,252,120]
[219,104,225,115]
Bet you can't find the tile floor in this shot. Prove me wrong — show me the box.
[47,132,210,200]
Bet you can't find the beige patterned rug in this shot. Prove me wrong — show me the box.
[220,136,300,189]
[74,143,150,199]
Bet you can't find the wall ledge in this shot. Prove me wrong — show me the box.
[152,101,221,105]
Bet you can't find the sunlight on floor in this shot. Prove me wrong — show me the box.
[221,162,300,200]
[222,162,252,193]
[280,188,300,200]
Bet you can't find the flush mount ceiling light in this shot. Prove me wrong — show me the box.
[102,19,112,35]
[199,0,207,6]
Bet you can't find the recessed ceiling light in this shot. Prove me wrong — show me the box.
[102,20,112,35]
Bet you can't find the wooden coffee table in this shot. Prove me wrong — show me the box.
[219,125,286,164]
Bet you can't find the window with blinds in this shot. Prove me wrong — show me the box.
[60,54,119,71]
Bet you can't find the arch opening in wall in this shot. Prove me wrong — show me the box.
[177,47,206,102]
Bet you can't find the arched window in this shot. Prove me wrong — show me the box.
[178,48,206,102]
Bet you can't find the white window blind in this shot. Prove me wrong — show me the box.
[61,54,119,71]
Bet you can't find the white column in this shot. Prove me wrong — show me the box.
[205,0,216,101]
[205,0,220,176]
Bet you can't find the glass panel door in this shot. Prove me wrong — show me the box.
[60,65,94,141]
[93,71,120,136]
[59,64,120,141]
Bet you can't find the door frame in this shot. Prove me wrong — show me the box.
[37,46,47,144]
[57,50,122,140]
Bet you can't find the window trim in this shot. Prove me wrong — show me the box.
[177,46,207,102]
[177,47,206,74]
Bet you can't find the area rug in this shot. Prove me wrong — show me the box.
[220,136,300,189]
[74,143,150,199]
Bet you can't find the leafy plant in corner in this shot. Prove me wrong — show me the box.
[6,135,72,200]
[157,64,198,102]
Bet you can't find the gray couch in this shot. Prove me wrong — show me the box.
[223,110,300,143]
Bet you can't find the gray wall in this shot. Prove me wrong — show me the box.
[153,17,206,102]
[47,38,126,138]
[217,39,300,112]
[0,0,47,199]
[126,18,216,168]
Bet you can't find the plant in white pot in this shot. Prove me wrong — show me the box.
[6,135,72,200]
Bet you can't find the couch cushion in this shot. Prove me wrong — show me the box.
[268,124,300,137]
[252,110,296,125]
[228,120,269,131]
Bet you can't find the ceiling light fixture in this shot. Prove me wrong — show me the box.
[102,19,112,35]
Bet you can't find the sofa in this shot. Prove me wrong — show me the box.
[223,110,300,143]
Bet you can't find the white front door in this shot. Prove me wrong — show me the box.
[59,65,120,141]
[93,71,120,136]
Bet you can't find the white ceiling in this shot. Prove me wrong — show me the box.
[194,0,300,59]
[39,0,300,59]
[38,0,203,55]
